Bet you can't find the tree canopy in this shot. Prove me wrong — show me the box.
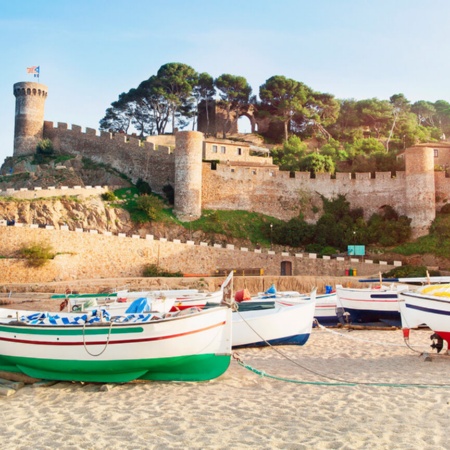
[99,61,450,171]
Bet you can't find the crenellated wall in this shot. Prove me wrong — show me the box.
[202,163,407,221]
[0,223,398,283]
[43,122,175,195]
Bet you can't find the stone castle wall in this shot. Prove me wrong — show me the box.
[0,224,397,284]
[202,164,407,221]
[43,122,175,195]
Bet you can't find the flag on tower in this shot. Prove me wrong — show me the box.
[26,66,40,79]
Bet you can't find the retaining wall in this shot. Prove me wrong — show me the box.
[0,222,399,284]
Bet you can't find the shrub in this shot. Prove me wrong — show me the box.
[135,194,165,221]
[101,191,116,201]
[36,139,54,155]
[382,265,440,278]
[143,264,183,277]
[18,242,55,267]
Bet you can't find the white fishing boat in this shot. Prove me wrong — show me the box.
[56,288,224,315]
[335,284,408,323]
[0,305,233,383]
[399,284,450,351]
[231,289,316,348]
[241,284,338,324]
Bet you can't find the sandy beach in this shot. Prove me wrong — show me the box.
[0,322,449,450]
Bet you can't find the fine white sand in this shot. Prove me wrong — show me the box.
[1,326,449,450]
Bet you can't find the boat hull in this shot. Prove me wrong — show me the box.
[336,285,403,323]
[0,307,232,383]
[232,301,315,348]
[400,291,450,346]
[251,292,338,325]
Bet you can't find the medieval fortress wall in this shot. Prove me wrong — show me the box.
[11,81,445,237]
[43,121,176,195]
[202,165,408,222]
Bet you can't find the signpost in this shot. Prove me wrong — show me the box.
[347,245,365,256]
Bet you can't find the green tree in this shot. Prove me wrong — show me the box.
[156,62,199,131]
[293,91,340,140]
[193,72,216,132]
[356,98,393,138]
[386,93,410,151]
[271,135,308,171]
[99,96,134,134]
[215,74,252,138]
[411,100,436,127]
[299,153,335,174]
[259,75,310,141]
[100,63,198,137]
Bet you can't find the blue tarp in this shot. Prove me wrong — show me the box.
[125,297,151,314]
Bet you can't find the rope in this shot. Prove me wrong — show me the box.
[315,320,429,350]
[234,356,450,388]
[232,317,450,388]
[82,320,113,357]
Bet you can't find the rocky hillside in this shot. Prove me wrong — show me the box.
[0,154,130,191]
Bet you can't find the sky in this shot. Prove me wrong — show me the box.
[1,0,450,163]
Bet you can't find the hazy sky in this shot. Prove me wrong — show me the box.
[1,0,450,163]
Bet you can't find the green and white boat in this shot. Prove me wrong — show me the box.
[0,306,232,383]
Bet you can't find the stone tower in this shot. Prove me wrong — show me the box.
[404,146,436,238]
[13,81,48,156]
[173,131,204,221]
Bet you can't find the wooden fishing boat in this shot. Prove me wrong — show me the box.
[335,284,407,323]
[231,289,316,348]
[0,306,233,383]
[399,284,450,350]
[241,284,338,325]
[55,287,225,315]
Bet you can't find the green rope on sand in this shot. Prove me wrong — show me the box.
[237,361,450,389]
[237,361,355,386]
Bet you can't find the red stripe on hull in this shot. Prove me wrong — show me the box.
[0,321,226,347]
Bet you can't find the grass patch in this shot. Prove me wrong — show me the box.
[18,242,55,267]
[189,210,281,246]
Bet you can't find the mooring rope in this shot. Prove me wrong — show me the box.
[315,320,430,351]
[82,320,113,357]
[233,313,450,388]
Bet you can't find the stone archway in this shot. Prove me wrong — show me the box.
[237,114,254,133]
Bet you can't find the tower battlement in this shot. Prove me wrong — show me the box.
[13,81,48,156]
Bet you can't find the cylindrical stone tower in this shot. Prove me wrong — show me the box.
[174,131,204,221]
[13,81,48,156]
[405,146,436,238]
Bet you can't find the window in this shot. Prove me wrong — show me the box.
[221,146,226,154]
[434,149,439,158]
[237,147,242,156]
[212,145,218,153]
